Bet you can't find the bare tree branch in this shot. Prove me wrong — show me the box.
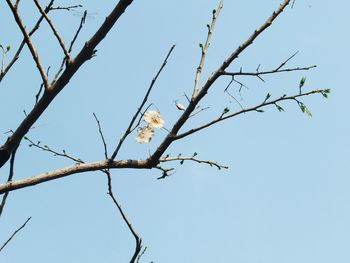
[0,217,31,253]
[50,4,82,11]
[147,0,292,166]
[0,0,319,198]
[136,246,148,263]
[93,113,109,159]
[222,65,316,78]
[0,148,17,218]
[52,10,87,83]
[35,66,51,104]
[110,45,175,160]
[0,0,54,83]
[0,0,135,168]
[0,88,328,194]
[23,136,84,163]
[159,155,228,170]
[6,0,50,88]
[175,89,325,140]
[193,0,223,98]
[93,113,143,261]
[106,171,142,263]
[33,0,70,60]
[0,159,150,194]
[155,165,175,180]
[0,0,330,261]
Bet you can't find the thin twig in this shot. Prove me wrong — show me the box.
[110,45,175,160]
[222,65,316,78]
[159,155,228,170]
[225,88,244,110]
[275,51,299,71]
[155,165,175,180]
[291,0,296,8]
[0,217,31,253]
[189,106,210,118]
[0,148,17,217]
[193,0,223,98]
[69,11,87,53]
[23,136,84,163]
[175,89,324,140]
[33,0,70,60]
[106,171,142,262]
[35,66,50,104]
[50,4,82,11]
[52,10,87,83]
[136,246,148,263]
[6,0,49,88]
[0,1,54,84]
[93,113,108,159]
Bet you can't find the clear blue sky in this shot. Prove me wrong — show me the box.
[0,0,349,262]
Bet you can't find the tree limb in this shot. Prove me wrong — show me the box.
[0,159,150,194]
[147,0,291,166]
[0,0,135,169]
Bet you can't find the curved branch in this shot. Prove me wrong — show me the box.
[106,172,142,262]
